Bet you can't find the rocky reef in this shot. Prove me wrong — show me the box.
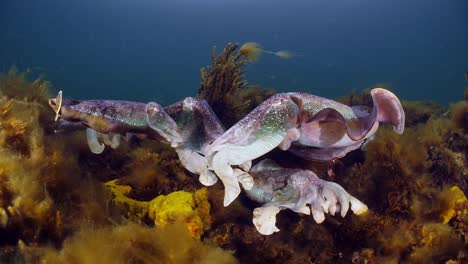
[0,43,467,263]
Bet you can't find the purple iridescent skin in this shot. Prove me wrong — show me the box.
[244,159,368,235]
[49,92,225,186]
[49,92,161,137]
[146,97,226,186]
[49,88,405,209]
[204,88,405,206]
[48,91,180,154]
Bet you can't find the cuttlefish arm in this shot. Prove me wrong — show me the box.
[145,102,183,148]
[48,91,63,121]
[148,97,226,186]
[286,88,405,161]
[246,159,368,235]
[205,94,300,206]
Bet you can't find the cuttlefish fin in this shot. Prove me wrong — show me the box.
[250,159,283,173]
[370,88,405,134]
[48,90,63,121]
[340,88,405,139]
[306,88,405,143]
[288,141,364,162]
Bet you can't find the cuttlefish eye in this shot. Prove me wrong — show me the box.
[147,103,161,113]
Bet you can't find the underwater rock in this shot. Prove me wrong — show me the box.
[105,179,149,221]
[451,200,468,244]
[438,186,467,224]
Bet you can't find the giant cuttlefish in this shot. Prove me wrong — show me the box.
[49,88,404,229]
[243,159,367,235]
[203,88,405,206]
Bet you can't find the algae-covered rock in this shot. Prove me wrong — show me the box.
[148,188,211,239]
[104,179,149,221]
[439,186,467,224]
[105,179,212,239]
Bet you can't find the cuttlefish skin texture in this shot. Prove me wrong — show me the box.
[53,99,155,136]
[49,95,173,154]
[49,93,225,187]
[205,88,405,206]
[147,97,226,186]
[245,159,368,235]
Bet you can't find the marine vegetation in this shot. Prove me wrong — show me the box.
[198,43,275,127]
[0,68,236,263]
[0,42,467,263]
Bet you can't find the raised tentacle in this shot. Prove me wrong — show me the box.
[48,91,63,121]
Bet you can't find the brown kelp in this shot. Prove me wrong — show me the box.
[0,50,467,263]
[0,68,235,263]
[331,90,468,263]
[198,43,275,127]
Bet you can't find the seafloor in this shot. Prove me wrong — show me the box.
[0,44,467,264]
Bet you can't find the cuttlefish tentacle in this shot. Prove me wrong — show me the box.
[86,128,122,154]
[86,128,105,154]
[205,94,300,206]
[145,102,183,147]
[246,159,368,235]
[48,90,63,121]
[147,97,226,187]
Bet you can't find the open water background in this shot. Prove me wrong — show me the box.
[1,0,467,105]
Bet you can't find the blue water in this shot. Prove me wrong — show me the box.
[1,0,467,105]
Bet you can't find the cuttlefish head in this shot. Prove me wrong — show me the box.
[49,91,81,122]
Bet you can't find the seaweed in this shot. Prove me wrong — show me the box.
[0,67,50,104]
[197,43,275,127]
[1,66,467,263]
[450,101,468,132]
[331,93,468,262]
[0,69,234,263]
[34,222,237,264]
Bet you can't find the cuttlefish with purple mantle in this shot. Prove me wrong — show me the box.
[244,159,368,235]
[205,88,405,206]
[48,91,183,154]
[49,92,224,185]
